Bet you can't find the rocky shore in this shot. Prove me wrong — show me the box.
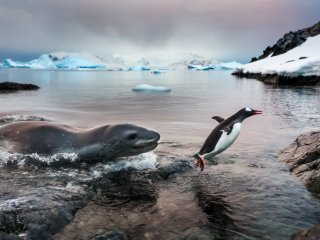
[279,131,320,240]
[0,82,39,92]
[292,225,320,240]
[279,131,320,194]
[232,71,320,85]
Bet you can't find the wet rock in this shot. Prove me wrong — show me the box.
[0,82,40,92]
[232,71,320,86]
[279,131,320,194]
[291,224,320,240]
[90,229,128,240]
[90,229,127,240]
[0,155,193,239]
[156,159,193,179]
[0,174,92,240]
[0,232,22,240]
[93,170,158,202]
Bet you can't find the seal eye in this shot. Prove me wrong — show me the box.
[127,133,138,141]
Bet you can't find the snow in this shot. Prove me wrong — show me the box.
[132,84,171,92]
[239,35,320,76]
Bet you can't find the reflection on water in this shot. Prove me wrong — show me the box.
[0,69,320,239]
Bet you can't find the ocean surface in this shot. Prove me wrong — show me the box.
[0,68,320,239]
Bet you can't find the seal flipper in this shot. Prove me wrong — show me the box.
[212,116,225,123]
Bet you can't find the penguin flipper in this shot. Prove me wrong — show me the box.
[212,116,225,123]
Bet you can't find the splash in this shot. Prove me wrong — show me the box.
[91,152,158,178]
[0,115,46,126]
[0,150,79,167]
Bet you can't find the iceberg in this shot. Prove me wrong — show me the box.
[1,52,107,70]
[129,65,150,71]
[132,84,171,92]
[187,64,215,71]
[54,56,105,69]
[2,59,30,68]
[215,61,243,70]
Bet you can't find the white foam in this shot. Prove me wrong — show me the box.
[0,115,46,125]
[91,152,158,177]
[0,150,79,167]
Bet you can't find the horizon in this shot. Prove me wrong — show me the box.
[0,0,319,63]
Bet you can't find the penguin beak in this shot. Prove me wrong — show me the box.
[252,110,263,115]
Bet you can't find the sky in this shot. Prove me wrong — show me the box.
[0,0,319,62]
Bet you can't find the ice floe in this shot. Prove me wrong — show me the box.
[132,84,171,92]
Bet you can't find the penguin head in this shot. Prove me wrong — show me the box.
[243,107,263,116]
[238,107,262,121]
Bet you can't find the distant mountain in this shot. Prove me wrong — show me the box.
[251,21,320,62]
[0,52,242,71]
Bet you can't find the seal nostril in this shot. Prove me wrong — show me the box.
[127,133,138,141]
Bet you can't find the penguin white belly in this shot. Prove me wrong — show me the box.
[206,122,241,157]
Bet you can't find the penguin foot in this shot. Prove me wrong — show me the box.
[195,156,206,171]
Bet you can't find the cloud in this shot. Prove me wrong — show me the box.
[0,0,319,61]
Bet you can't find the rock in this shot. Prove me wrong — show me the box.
[251,21,320,61]
[0,82,40,92]
[279,131,320,194]
[0,154,193,239]
[90,229,128,240]
[291,224,320,240]
[93,170,158,202]
[0,172,92,240]
[232,71,320,86]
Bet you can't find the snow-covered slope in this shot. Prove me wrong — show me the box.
[239,35,320,76]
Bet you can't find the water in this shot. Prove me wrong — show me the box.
[0,68,320,239]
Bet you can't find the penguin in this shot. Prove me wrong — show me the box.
[194,107,262,171]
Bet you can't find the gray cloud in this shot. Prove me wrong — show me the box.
[0,0,319,62]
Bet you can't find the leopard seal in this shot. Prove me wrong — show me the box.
[0,121,160,165]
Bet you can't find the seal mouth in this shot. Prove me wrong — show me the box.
[133,138,159,152]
